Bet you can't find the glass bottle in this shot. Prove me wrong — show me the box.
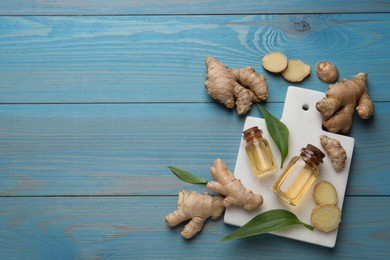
[243,126,277,177]
[272,144,325,206]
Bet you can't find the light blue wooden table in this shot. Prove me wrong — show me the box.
[1,1,389,259]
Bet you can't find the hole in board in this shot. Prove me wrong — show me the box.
[302,104,309,111]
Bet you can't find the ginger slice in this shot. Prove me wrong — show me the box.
[313,181,338,205]
[281,59,311,83]
[311,204,341,232]
[262,52,288,73]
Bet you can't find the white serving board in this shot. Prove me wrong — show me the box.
[224,86,355,248]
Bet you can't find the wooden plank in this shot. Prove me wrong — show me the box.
[0,14,389,103]
[0,196,388,259]
[1,103,388,196]
[0,0,389,15]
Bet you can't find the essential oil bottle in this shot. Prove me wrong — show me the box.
[272,144,325,206]
[243,126,277,177]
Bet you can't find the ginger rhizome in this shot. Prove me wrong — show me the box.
[165,190,225,239]
[316,61,339,83]
[320,135,347,172]
[204,56,268,115]
[316,73,374,133]
[206,158,264,211]
[166,158,264,239]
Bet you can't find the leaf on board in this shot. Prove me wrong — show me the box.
[220,209,314,241]
[258,104,289,168]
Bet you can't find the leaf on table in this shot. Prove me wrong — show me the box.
[168,166,209,184]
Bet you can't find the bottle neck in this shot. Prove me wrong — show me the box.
[300,144,325,166]
[243,126,263,143]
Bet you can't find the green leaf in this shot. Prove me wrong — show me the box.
[168,166,208,184]
[257,104,289,168]
[220,209,314,241]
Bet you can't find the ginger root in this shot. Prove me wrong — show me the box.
[316,61,339,83]
[316,73,374,133]
[166,158,264,239]
[206,158,263,211]
[311,204,341,232]
[204,56,268,115]
[320,135,347,172]
[281,59,311,83]
[165,190,225,239]
[262,51,288,73]
[313,181,338,206]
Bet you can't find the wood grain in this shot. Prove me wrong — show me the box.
[0,196,388,259]
[1,0,389,15]
[1,1,389,258]
[0,14,389,103]
[1,103,388,196]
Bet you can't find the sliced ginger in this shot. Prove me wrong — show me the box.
[281,59,311,83]
[261,52,310,83]
[313,181,338,205]
[311,204,341,232]
[312,180,341,232]
[262,52,288,73]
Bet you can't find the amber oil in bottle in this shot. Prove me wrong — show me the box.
[243,126,276,177]
[272,144,325,206]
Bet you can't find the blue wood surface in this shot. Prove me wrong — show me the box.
[1,0,389,15]
[0,197,388,259]
[0,1,389,259]
[0,103,389,196]
[1,14,389,103]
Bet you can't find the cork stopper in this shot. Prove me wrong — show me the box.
[243,126,263,143]
[300,144,325,166]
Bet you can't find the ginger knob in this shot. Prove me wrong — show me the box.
[316,73,374,133]
[320,135,347,172]
[206,158,263,211]
[165,190,225,239]
[316,61,339,83]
